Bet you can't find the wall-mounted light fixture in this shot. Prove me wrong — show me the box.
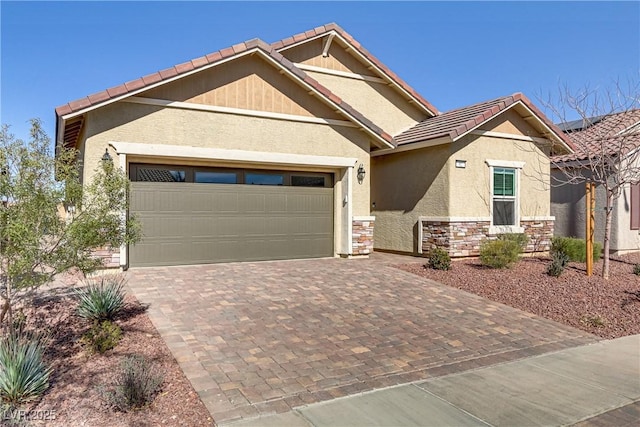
[101,148,113,164]
[357,163,366,184]
[455,159,467,169]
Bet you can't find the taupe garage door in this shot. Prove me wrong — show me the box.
[129,166,334,267]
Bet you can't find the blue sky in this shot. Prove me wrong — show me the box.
[1,1,639,141]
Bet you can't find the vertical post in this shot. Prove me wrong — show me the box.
[585,182,595,276]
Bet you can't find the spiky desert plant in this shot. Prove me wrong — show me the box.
[0,330,51,405]
[76,275,126,322]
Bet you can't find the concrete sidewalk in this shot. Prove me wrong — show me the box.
[224,335,640,427]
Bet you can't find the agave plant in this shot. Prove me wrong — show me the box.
[0,331,52,405]
[76,275,126,322]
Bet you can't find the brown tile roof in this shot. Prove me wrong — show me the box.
[55,38,393,147]
[394,93,575,151]
[553,110,640,163]
[272,23,439,117]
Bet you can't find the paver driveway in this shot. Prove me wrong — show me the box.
[126,255,596,424]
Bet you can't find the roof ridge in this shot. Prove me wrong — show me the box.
[394,92,574,153]
[56,34,395,148]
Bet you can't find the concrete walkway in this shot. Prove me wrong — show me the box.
[225,335,640,427]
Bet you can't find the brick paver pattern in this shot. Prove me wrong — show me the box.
[126,255,597,424]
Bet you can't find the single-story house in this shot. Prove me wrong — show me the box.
[55,23,573,268]
[551,110,640,255]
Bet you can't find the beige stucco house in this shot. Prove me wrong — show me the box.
[551,111,640,255]
[55,23,572,268]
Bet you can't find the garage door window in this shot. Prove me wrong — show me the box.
[245,172,284,186]
[130,164,332,187]
[292,176,326,187]
[195,171,237,184]
[135,167,186,182]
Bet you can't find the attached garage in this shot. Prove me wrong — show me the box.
[129,163,334,267]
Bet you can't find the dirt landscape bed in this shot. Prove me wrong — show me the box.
[396,254,640,339]
[6,273,214,427]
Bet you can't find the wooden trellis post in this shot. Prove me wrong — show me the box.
[585,182,596,276]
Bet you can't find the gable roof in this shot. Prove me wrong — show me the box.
[272,23,439,117]
[55,38,394,149]
[392,93,575,152]
[553,109,640,163]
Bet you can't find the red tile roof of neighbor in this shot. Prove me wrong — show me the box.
[553,109,640,163]
[55,37,393,146]
[271,23,439,116]
[394,93,575,151]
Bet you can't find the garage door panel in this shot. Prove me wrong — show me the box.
[130,182,333,266]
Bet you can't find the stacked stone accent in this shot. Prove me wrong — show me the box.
[91,246,120,269]
[352,218,375,256]
[521,219,554,252]
[422,219,554,257]
[422,221,491,257]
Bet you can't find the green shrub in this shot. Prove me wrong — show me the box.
[497,233,529,251]
[76,275,126,322]
[547,251,570,277]
[479,239,521,269]
[551,237,601,263]
[427,247,451,271]
[81,320,122,354]
[104,355,163,411]
[0,331,52,405]
[633,264,640,276]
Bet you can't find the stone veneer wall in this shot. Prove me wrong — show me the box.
[352,218,375,256]
[422,219,554,257]
[91,246,121,269]
[521,219,554,253]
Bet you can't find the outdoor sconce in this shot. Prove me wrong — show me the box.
[101,148,113,164]
[357,163,366,184]
[455,159,467,169]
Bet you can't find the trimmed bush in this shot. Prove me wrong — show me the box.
[0,331,52,405]
[479,239,521,269]
[634,264,640,276]
[547,251,570,277]
[427,247,451,271]
[81,320,122,354]
[551,237,601,263]
[76,275,126,322]
[104,355,163,411]
[497,233,529,251]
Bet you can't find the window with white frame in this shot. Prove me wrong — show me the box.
[492,167,516,225]
[485,160,525,232]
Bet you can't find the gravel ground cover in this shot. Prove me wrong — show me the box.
[4,272,213,427]
[396,254,640,339]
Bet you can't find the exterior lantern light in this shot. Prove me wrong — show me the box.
[101,148,113,164]
[357,163,366,184]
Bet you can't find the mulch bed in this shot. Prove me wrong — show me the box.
[396,254,640,339]
[4,272,214,427]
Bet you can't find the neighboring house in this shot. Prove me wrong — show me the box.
[55,23,572,268]
[551,110,640,255]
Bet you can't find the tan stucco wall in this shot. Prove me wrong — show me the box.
[141,55,343,120]
[448,134,552,218]
[615,182,640,252]
[280,37,374,76]
[308,71,426,136]
[82,102,372,216]
[371,144,450,253]
[478,108,546,138]
[372,110,554,254]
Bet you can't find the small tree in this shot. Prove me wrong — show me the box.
[0,119,141,329]
[542,82,640,279]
